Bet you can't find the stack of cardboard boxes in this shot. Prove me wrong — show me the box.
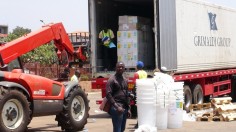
[117,16,154,68]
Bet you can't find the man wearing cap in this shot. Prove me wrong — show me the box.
[133,61,147,128]
[134,61,148,79]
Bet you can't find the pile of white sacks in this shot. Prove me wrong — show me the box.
[135,72,184,132]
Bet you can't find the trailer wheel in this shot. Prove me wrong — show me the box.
[183,85,192,112]
[56,86,89,131]
[0,86,30,132]
[193,84,203,104]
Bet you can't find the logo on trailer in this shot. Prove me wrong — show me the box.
[208,12,217,30]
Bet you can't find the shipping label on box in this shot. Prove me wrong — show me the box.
[130,31,137,38]
[133,42,138,48]
[118,55,122,62]
[117,42,122,49]
[117,42,130,49]
[127,42,132,48]
[133,54,138,62]
[117,31,143,43]
[118,54,128,62]
[117,31,121,38]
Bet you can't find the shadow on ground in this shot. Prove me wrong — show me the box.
[27,124,61,132]
[89,113,110,118]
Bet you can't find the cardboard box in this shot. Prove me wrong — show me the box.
[118,23,142,31]
[118,16,128,24]
[117,31,143,43]
[117,30,154,67]
[128,16,151,24]
[119,15,151,24]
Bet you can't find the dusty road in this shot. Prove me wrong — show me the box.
[28,91,136,132]
[28,92,236,132]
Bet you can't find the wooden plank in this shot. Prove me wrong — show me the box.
[223,112,236,121]
[190,103,212,112]
[197,115,223,122]
[217,104,236,114]
[211,97,232,105]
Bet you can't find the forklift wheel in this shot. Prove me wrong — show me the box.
[56,86,89,131]
[0,87,31,132]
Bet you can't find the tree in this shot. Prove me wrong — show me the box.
[12,26,31,37]
[0,26,30,43]
[21,42,58,65]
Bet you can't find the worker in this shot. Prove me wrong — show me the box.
[98,27,115,71]
[133,61,148,79]
[106,61,131,132]
[60,67,70,80]
[70,69,81,83]
[133,61,147,129]
[99,27,115,47]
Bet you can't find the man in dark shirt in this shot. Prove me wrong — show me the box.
[106,61,131,132]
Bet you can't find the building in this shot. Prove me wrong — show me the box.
[0,25,8,44]
[0,25,8,34]
[68,31,89,46]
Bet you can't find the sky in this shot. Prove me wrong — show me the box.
[0,0,88,33]
[1,0,236,33]
[204,0,236,8]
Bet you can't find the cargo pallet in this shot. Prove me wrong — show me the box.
[190,103,212,112]
[197,113,223,122]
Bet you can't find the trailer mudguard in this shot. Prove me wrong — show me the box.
[0,81,30,97]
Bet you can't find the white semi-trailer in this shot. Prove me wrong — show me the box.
[89,0,236,112]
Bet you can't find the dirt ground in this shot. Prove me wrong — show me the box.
[27,81,236,132]
[28,91,236,132]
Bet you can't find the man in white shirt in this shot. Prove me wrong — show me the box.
[71,70,81,83]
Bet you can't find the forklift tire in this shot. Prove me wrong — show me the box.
[0,86,31,132]
[183,85,192,112]
[56,86,89,131]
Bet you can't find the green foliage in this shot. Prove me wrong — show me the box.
[0,33,17,43]
[0,26,30,43]
[21,42,58,65]
[12,26,31,37]
[4,33,18,42]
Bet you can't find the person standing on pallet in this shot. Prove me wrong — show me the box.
[98,27,115,71]
[133,61,148,129]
